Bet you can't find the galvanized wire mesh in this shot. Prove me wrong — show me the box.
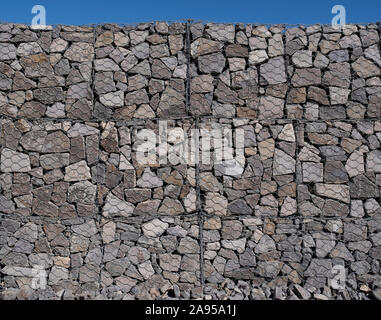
[0,20,381,300]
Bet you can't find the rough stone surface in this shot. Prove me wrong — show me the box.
[0,22,380,301]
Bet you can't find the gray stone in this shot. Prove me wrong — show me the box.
[1,148,31,173]
[40,153,70,170]
[68,181,96,205]
[206,24,235,42]
[198,53,226,73]
[159,253,181,272]
[42,131,70,153]
[64,43,94,62]
[315,184,350,203]
[366,150,381,173]
[142,218,168,237]
[72,220,98,238]
[305,259,332,277]
[64,161,91,182]
[260,57,287,84]
[14,222,38,242]
[103,193,134,218]
[255,235,276,254]
[302,162,323,182]
[0,43,17,60]
[228,199,251,215]
[137,168,163,188]
[273,148,295,176]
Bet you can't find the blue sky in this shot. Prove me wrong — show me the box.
[0,0,380,25]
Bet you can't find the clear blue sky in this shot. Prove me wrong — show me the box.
[0,0,380,25]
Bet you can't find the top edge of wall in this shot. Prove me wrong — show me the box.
[0,20,380,30]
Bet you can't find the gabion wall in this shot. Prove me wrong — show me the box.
[0,21,381,300]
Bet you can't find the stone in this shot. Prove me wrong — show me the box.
[102,221,116,244]
[94,58,120,72]
[67,181,96,205]
[324,161,349,183]
[137,168,163,188]
[346,150,365,177]
[205,193,228,216]
[198,53,226,73]
[12,72,36,91]
[178,237,199,254]
[294,284,311,300]
[260,57,287,84]
[20,53,53,77]
[103,193,134,218]
[350,175,379,198]
[159,254,181,272]
[273,148,295,176]
[292,50,313,67]
[258,96,284,119]
[72,220,97,238]
[100,91,124,107]
[366,150,381,173]
[364,44,381,66]
[308,87,329,105]
[157,87,186,118]
[42,131,70,153]
[138,261,155,280]
[206,24,235,42]
[292,68,321,87]
[315,184,350,203]
[191,38,223,57]
[258,138,275,160]
[0,43,17,60]
[64,161,91,182]
[351,261,371,275]
[228,199,251,215]
[142,218,168,237]
[305,259,332,277]
[1,148,31,172]
[278,124,295,142]
[316,239,336,258]
[191,75,214,93]
[64,42,94,62]
[280,196,297,216]
[14,222,38,242]
[0,195,15,213]
[68,123,99,137]
[157,197,183,215]
[329,87,350,104]
[127,246,150,265]
[34,87,64,104]
[18,102,46,119]
[70,234,89,253]
[344,223,367,241]
[249,50,268,65]
[353,56,380,78]
[255,235,276,253]
[226,44,248,57]
[330,242,354,261]
[350,200,365,218]
[125,188,151,203]
[46,103,65,118]
[302,162,323,182]
[257,261,282,278]
[50,38,68,52]
[40,153,70,170]
[221,238,246,253]
[151,59,171,79]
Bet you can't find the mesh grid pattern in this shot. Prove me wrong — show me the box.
[0,21,381,300]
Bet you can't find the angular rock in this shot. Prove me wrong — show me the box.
[64,160,91,182]
[103,193,134,218]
